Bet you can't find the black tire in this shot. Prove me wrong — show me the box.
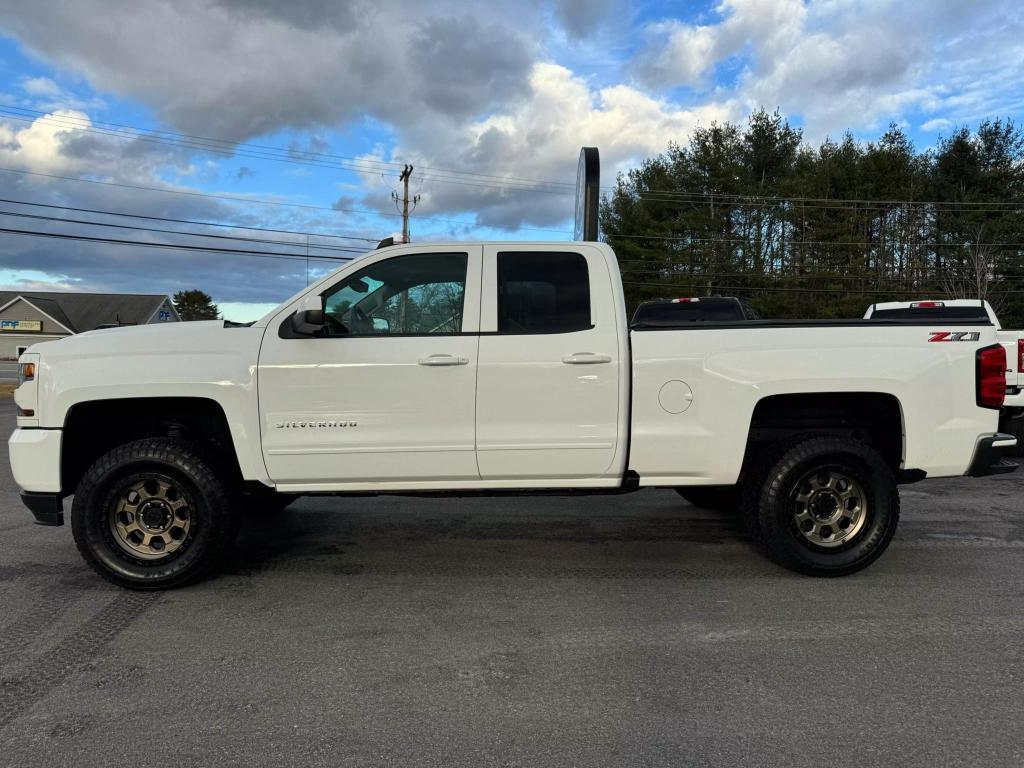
[675,485,741,511]
[742,436,899,577]
[1001,411,1024,457]
[71,438,237,590]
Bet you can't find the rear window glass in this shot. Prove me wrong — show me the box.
[497,252,591,334]
[871,307,988,320]
[632,300,746,325]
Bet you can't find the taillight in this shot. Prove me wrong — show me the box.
[671,298,699,303]
[977,344,1006,409]
[1018,339,1023,373]
[912,301,944,308]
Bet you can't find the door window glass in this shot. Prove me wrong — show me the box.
[497,252,591,334]
[321,252,467,336]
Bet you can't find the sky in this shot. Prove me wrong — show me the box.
[0,0,1021,321]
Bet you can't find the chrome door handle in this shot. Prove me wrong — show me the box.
[562,352,612,365]
[418,354,469,366]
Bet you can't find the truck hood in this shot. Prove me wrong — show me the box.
[27,320,248,358]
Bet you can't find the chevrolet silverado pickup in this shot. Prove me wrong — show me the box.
[9,242,1019,588]
[865,300,1024,455]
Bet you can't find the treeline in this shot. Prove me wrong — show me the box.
[600,110,1024,325]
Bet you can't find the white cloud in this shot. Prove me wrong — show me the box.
[21,76,62,97]
[0,109,360,305]
[921,117,954,132]
[378,63,736,229]
[630,0,1016,141]
[633,0,806,89]
[0,0,545,142]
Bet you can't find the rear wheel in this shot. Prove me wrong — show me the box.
[675,485,741,511]
[743,436,899,576]
[71,438,237,589]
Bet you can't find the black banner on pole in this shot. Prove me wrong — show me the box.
[574,147,600,242]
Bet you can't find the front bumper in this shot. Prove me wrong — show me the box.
[966,433,1019,477]
[9,428,64,524]
[9,427,62,492]
[21,492,64,526]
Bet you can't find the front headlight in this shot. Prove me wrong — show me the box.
[15,353,40,421]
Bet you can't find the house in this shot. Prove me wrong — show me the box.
[0,291,180,359]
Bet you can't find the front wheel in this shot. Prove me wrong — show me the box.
[71,438,237,589]
[743,436,899,577]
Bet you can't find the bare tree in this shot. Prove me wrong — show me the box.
[941,227,1004,313]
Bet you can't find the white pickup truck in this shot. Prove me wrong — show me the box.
[865,300,1024,454]
[10,242,1019,588]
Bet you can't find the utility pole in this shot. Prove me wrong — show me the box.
[392,164,420,244]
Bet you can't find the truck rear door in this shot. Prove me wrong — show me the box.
[474,245,626,482]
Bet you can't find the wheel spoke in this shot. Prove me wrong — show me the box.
[109,474,192,560]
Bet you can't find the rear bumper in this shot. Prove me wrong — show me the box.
[966,433,1019,477]
[1004,388,1024,411]
[21,492,64,526]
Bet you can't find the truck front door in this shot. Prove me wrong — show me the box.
[257,247,482,488]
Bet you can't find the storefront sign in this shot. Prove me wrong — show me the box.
[0,319,42,332]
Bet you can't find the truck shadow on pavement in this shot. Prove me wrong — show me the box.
[220,492,770,582]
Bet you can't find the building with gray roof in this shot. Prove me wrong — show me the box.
[0,291,179,359]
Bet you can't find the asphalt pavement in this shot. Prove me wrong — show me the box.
[1,397,1022,767]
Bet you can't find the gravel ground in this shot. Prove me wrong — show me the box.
[1,398,1022,767]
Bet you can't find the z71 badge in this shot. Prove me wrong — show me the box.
[928,331,981,342]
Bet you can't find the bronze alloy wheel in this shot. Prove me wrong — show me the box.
[790,467,868,548]
[109,475,194,560]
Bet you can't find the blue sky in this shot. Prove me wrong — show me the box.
[0,0,1021,321]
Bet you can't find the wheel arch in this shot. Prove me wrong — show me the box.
[61,397,246,495]
[744,392,905,471]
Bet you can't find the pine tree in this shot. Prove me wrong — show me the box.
[173,289,220,321]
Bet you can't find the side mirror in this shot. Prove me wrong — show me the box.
[291,293,325,336]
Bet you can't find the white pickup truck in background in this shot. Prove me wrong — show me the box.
[865,300,1024,454]
[9,242,1019,588]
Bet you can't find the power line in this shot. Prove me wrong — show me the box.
[620,280,1024,296]
[608,186,1024,208]
[0,196,377,248]
[0,225,354,263]
[625,194,1024,213]
[0,103,578,188]
[0,208,368,254]
[610,234,1024,246]
[8,105,1023,209]
[0,107,576,195]
[0,166,574,234]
